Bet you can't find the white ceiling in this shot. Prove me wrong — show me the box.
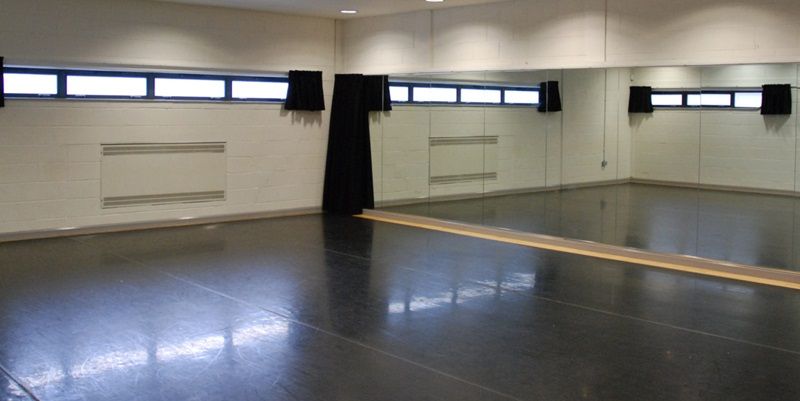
[154,0,508,18]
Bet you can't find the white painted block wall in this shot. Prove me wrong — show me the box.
[339,0,800,74]
[0,0,335,234]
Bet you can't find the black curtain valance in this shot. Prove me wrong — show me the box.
[1,57,5,108]
[364,75,392,111]
[322,74,375,215]
[285,70,325,111]
[537,81,562,112]
[628,86,654,113]
[761,84,792,115]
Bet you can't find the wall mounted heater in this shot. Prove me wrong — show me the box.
[101,142,226,208]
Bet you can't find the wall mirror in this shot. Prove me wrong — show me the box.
[371,63,800,272]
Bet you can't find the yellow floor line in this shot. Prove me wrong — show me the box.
[357,214,800,291]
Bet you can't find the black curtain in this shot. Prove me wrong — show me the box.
[364,75,392,111]
[285,70,325,111]
[761,84,792,115]
[628,86,654,113]
[1,57,4,108]
[323,74,375,215]
[537,81,562,112]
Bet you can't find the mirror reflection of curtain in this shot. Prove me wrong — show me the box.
[322,216,386,337]
[761,84,792,115]
[628,86,654,113]
[537,81,562,112]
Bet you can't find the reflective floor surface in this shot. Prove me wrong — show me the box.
[1,214,799,400]
[383,183,800,271]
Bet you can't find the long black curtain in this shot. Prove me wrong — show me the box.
[1,57,4,108]
[761,84,792,115]
[628,86,654,113]
[285,70,325,111]
[537,81,562,112]
[322,74,375,215]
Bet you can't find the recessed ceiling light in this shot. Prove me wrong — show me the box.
[426,0,445,3]
[340,9,358,14]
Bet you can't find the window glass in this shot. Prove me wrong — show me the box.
[67,75,147,97]
[413,87,457,103]
[231,81,288,99]
[155,78,225,98]
[3,73,58,95]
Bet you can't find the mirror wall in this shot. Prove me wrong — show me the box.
[370,63,800,272]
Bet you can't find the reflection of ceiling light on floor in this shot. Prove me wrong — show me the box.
[388,273,536,314]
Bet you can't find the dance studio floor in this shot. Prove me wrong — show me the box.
[1,213,799,400]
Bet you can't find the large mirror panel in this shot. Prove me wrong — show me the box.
[372,74,433,209]
[695,64,800,269]
[373,63,800,273]
[379,69,562,224]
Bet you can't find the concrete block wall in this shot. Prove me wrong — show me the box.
[2,0,800,235]
[0,0,335,234]
[339,0,800,74]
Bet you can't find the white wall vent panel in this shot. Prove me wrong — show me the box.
[429,136,498,185]
[429,136,498,146]
[101,142,226,208]
[430,172,498,185]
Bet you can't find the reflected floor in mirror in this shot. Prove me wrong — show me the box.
[1,214,800,400]
[381,183,800,271]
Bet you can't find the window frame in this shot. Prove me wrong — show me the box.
[2,66,289,103]
[390,81,540,107]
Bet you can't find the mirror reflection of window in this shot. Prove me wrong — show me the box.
[686,93,731,107]
[734,92,762,108]
[504,90,539,105]
[412,87,457,103]
[388,86,409,102]
[460,88,501,104]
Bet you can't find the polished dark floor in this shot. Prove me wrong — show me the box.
[1,214,800,400]
[384,183,800,271]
